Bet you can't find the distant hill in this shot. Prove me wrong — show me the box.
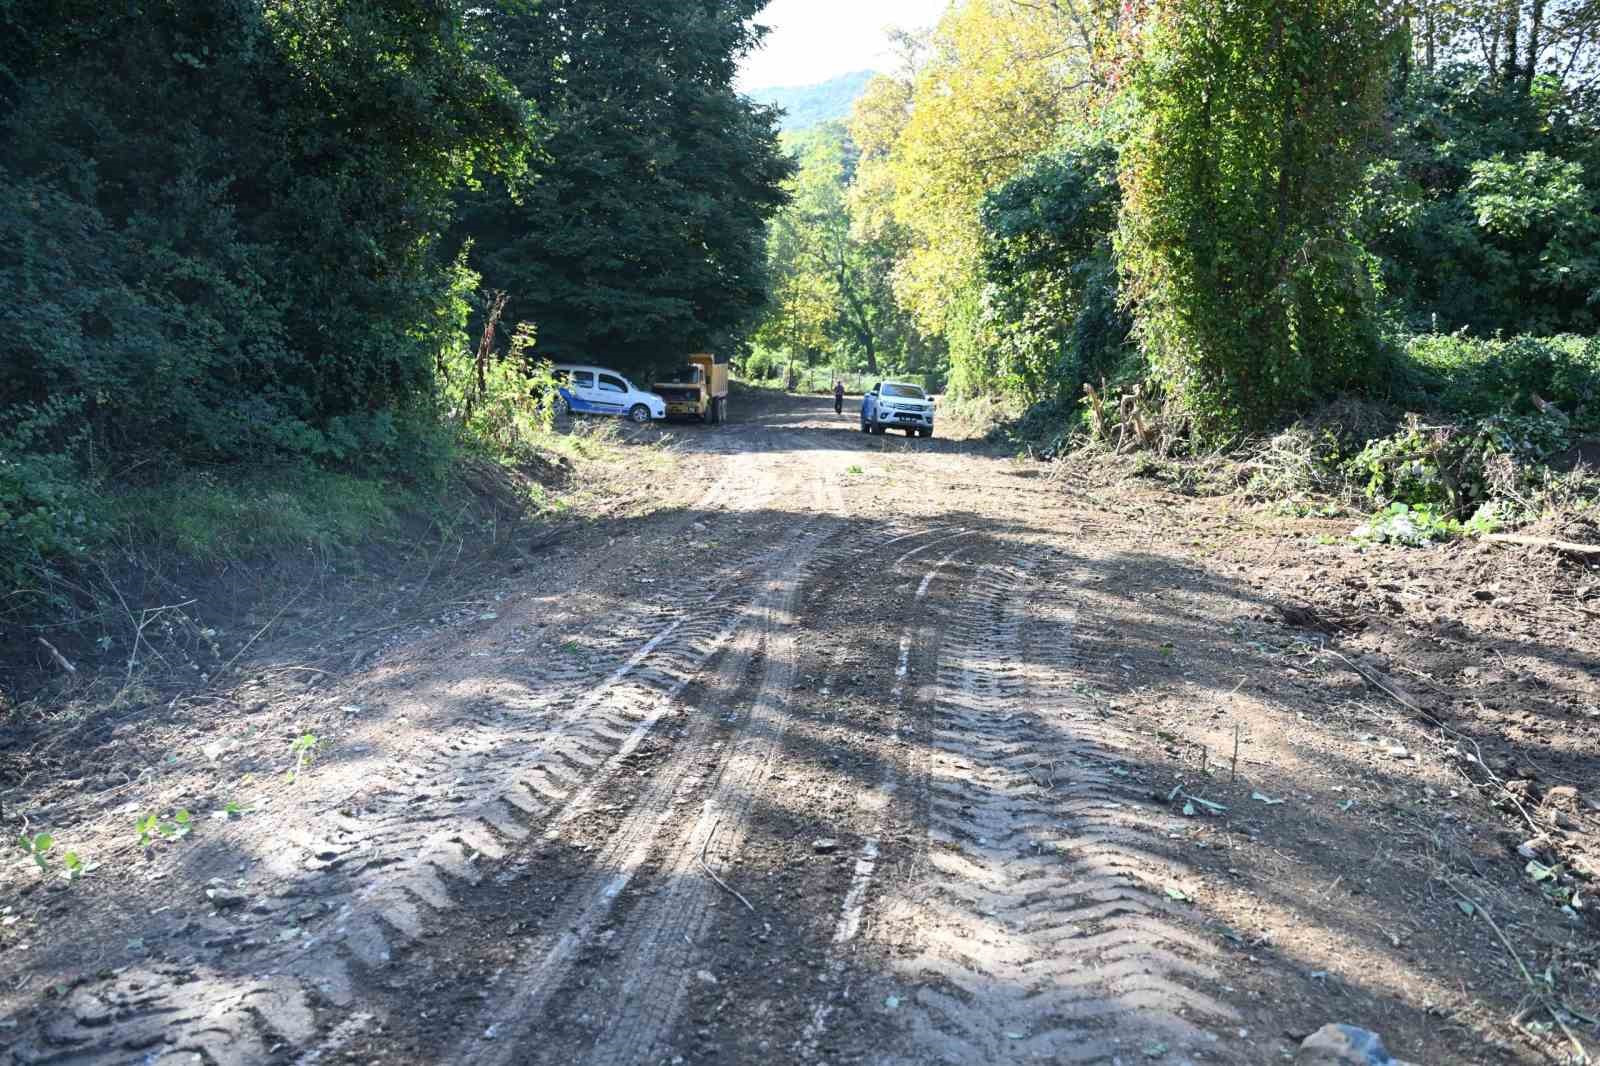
[751,70,876,132]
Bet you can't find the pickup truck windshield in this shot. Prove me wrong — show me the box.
[882,384,925,399]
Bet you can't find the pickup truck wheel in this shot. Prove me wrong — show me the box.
[859,418,869,433]
[904,428,917,437]
[629,404,652,424]
[871,423,885,435]
[919,428,933,438]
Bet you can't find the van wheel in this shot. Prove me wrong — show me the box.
[629,404,652,424]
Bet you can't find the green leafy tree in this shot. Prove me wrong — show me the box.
[888,0,1091,340]
[1118,0,1392,434]
[0,0,533,464]
[1361,66,1600,335]
[755,124,933,377]
[979,129,1130,401]
[456,0,792,379]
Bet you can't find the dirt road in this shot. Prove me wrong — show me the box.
[5,391,1598,1065]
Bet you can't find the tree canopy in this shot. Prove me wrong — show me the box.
[0,0,791,588]
[750,0,1600,437]
[455,0,791,380]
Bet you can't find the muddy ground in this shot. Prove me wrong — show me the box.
[2,388,1598,1066]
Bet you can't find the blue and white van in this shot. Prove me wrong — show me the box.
[552,365,666,424]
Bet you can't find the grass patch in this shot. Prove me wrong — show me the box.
[107,467,406,565]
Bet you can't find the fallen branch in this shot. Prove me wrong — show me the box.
[1451,881,1590,1064]
[1482,533,1600,559]
[698,815,755,914]
[36,637,76,674]
[1324,650,1543,838]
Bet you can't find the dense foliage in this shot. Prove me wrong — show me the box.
[1119,0,1391,433]
[978,131,1129,402]
[752,0,1600,451]
[752,124,935,378]
[456,0,790,379]
[1365,66,1600,336]
[1,0,532,466]
[0,0,788,594]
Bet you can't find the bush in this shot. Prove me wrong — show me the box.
[0,400,98,596]
[1399,333,1600,429]
[1348,410,1576,517]
[740,350,781,381]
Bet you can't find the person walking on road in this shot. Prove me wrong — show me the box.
[833,380,844,416]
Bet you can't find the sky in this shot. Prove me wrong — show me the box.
[737,0,950,92]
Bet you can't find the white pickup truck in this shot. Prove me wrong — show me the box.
[860,382,935,438]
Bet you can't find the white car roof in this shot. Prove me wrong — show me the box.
[554,364,627,377]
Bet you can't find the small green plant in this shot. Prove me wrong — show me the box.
[136,810,192,847]
[1352,502,1462,546]
[1347,411,1572,518]
[846,464,864,475]
[19,831,52,871]
[18,832,80,879]
[287,734,320,783]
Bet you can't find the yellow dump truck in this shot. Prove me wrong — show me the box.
[653,353,730,424]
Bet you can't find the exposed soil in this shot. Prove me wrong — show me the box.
[2,390,1597,1066]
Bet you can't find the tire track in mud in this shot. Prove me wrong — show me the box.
[7,437,813,1066]
[798,541,971,1058]
[454,510,967,1065]
[872,548,1245,1066]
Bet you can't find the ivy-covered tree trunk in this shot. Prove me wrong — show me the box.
[1117,0,1390,435]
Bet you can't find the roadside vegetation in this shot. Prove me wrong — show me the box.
[750,0,1600,544]
[0,1,788,698]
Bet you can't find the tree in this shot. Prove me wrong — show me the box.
[979,129,1129,401]
[1400,1,1600,90]
[0,0,533,462]
[1118,0,1392,434]
[456,0,792,379]
[1361,64,1600,334]
[887,0,1093,339]
[754,124,932,377]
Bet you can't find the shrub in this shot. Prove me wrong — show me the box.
[740,350,781,381]
[1400,333,1600,428]
[0,397,99,598]
[1348,411,1574,516]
